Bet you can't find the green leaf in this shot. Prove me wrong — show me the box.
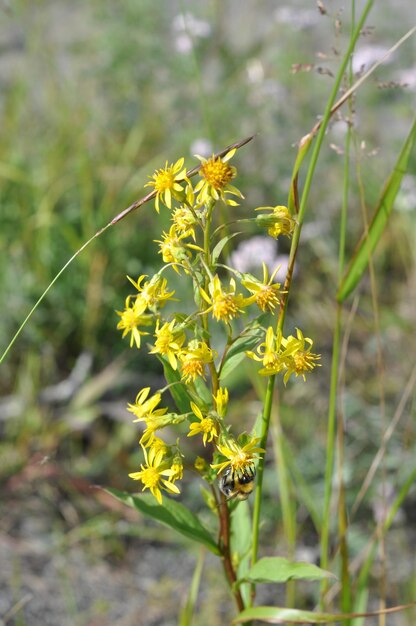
[220,328,264,381]
[107,488,220,555]
[193,375,212,407]
[337,118,416,302]
[160,356,192,414]
[240,557,334,585]
[232,603,415,624]
[287,132,313,213]
[212,232,241,264]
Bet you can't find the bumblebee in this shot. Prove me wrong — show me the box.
[218,464,256,501]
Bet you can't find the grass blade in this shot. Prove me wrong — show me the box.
[337,118,416,302]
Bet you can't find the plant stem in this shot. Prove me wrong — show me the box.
[218,493,245,612]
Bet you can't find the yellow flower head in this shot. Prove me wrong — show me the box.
[170,453,184,482]
[139,412,184,447]
[200,275,249,323]
[149,319,186,370]
[246,326,285,375]
[187,402,218,446]
[145,157,188,213]
[214,387,229,418]
[172,205,198,240]
[194,149,243,206]
[194,456,208,472]
[116,297,153,348]
[148,435,169,457]
[241,262,284,313]
[129,446,180,504]
[179,339,217,383]
[127,387,168,422]
[281,328,321,384]
[127,274,175,310]
[211,437,264,476]
[155,225,196,273]
[256,205,296,239]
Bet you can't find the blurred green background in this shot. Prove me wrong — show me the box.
[1,1,415,625]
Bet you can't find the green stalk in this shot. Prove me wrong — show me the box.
[303,0,375,603]
[249,0,374,608]
[337,6,355,622]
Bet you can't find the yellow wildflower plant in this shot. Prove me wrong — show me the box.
[200,275,249,323]
[241,262,284,312]
[179,339,217,383]
[187,402,218,446]
[281,328,321,384]
[129,445,180,505]
[256,205,296,239]
[116,143,321,520]
[127,273,176,310]
[211,437,264,476]
[145,157,188,213]
[194,149,243,206]
[149,319,186,370]
[116,297,153,349]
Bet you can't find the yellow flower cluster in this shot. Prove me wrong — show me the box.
[117,147,320,503]
[246,326,321,384]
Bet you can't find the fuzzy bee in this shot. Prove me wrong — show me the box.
[218,464,256,501]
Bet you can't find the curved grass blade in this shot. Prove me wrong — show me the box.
[337,118,416,302]
[107,487,220,555]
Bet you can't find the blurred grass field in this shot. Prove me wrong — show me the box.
[1,1,416,625]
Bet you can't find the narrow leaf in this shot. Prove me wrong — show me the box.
[160,356,192,414]
[337,119,416,302]
[107,488,220,555]
[287,132,313,213]
[212,232,241,264]
[240,557,334,585]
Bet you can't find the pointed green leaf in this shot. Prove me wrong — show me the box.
[219,328,264,381]
[193,375,212,406]
[288,132,313,213]
[212,232,241,264]
[239,557,334,585]
[107,488,220,555]
[160,356,192,414]
[337,119,416,302]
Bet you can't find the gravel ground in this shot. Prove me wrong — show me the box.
[0,488,227,626]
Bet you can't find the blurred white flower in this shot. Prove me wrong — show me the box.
[398,67,416,91]
[229,235,289,283]
[246,59,265,84]
[274,6,319,29]
[172,12,211,54]
[352,45,393,74]
[190,138,213,158]
[396,175,416,212]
